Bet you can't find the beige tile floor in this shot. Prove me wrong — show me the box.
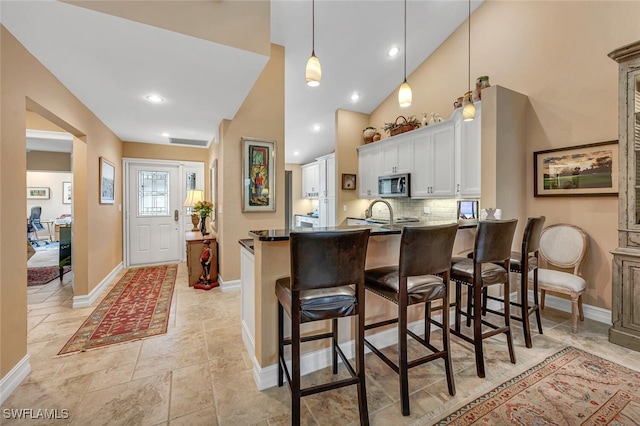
[5,260,640,425]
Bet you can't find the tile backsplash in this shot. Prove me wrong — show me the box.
[367,198,479,221]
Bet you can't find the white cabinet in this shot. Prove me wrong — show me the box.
[316,153,336,227]
[381,136,412,175]
[456,104,481,197]
[295,215,319,228]
[411,121,456,198]
[357,143,382,199]
[301,162,319,198]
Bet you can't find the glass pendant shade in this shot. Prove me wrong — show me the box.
[462,94,475,121]
[305,53,321,87]
[398,80,412,108]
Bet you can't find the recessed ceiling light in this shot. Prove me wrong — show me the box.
[388,46,399,57]
[161,132,170,137]
[350,93,360,102]
[313,124,321,132]
[145,94,164,103]
[294,151,300,156]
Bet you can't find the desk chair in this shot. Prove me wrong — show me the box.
[27,206,45,246]
[276,229,371,425]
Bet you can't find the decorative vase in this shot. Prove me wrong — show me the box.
[200,215,209,235]
[363,127,376,143]
[373,132,381,142]
[473,75,490,101]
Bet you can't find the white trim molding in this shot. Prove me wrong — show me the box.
[0,354,31,404]
[527,290,612,325]
[218,275,240,292]
[72,262,123,308]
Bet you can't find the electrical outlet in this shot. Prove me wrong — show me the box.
[342,205,347,212]
[423,206,430,214]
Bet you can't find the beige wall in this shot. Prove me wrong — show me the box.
[1,26,123,378]
[214,44,285,283]
[285,163,315,217]
[335,109,371,224]
[27,151,72,172]
[368,1,640,310]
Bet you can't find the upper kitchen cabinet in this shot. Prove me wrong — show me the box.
[357,143,382,199]
[411,120,456,198]
[455,104,482,198]
[609,40,640,352]
[301,161,319,198]
[381,135,412,175]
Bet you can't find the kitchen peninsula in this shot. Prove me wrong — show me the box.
[239,221,476,390]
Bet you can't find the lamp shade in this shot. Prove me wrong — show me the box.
[398,80,412,108]
[462,92,475,121]
[183,189,204,207]
[306,53,321,87]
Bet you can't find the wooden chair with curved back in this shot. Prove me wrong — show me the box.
[530,223,588,333]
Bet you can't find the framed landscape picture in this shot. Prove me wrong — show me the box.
[534,141,619,197]
[27,187,50,199]
[100,156,115,204]
[242,137,276,212]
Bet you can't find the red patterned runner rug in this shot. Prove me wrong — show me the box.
[58,264,177,356]
[433,346,640,425]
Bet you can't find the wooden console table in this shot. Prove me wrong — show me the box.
[186,232,217,286]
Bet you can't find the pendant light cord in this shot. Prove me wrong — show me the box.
[467,0,471,93]
[312,0,315,56]
[404,0,407,82]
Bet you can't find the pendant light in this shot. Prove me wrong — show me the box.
[305,0,321,87]
[398,0,412,107]
[462,0,475,121]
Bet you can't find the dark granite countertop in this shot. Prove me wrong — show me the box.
[238,238,254,254]
[249,220,477,242]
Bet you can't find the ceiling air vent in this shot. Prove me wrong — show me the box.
[169,137,208,147]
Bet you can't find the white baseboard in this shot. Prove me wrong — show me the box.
[218,276,240,292]
[527,290,612,325]
[0,354,31,404]
[72,262,123,308]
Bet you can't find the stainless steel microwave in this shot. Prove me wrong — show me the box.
[378,173,410,198]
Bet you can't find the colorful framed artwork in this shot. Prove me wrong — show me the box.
[27,187,50,199]
[62,182,72,204]
[242,137,276,212]
[100,156,116,204]
[342,173,356,190]
[534,141,619,197]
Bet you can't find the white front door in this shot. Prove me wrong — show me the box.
[127,163,181,266]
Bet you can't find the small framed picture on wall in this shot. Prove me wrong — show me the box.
[62,182,72,204]
[342,174,356,190]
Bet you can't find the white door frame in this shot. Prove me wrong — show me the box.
[122,158,205,267]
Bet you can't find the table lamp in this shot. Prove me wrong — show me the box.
[183,189,204,231]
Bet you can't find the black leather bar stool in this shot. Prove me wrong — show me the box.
[483,216,545,348]
[276,229,371,425]
[450,219,518,378]
[364,224,458,416]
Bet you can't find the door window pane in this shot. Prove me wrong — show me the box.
[138,171,170,216]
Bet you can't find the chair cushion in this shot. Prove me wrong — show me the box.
[508,252,538,272]
[275,277,357,323]
[451,258,508,286]
[529,268,586,293]
[364,266,445,305]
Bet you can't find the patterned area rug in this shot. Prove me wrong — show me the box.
[433,347,640,425]
[27,265,72,286]
[57,264,177,356]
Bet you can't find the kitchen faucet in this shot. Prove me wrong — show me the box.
[366,199,394,228]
